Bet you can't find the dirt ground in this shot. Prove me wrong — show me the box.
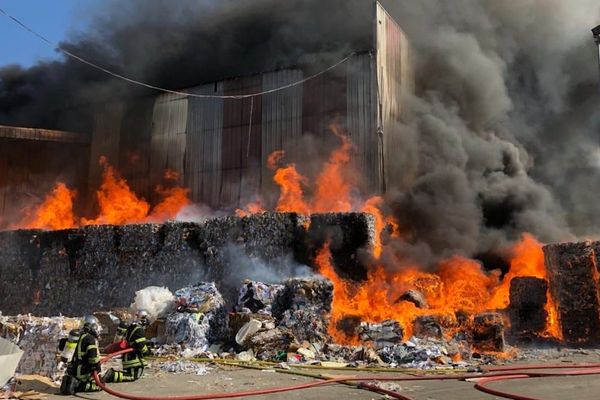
[14,354,600,400]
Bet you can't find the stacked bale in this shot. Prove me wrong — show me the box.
[508,277,548,337]
[543,241,600,344]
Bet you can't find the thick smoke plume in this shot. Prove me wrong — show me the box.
[1,0,600,266]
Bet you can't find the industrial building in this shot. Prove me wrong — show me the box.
[0,2,412,222]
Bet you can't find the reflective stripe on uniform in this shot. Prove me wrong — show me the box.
[134,337,146,343]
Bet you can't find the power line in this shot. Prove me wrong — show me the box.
[0,7,355,99]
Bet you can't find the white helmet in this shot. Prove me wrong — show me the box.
[81,315,102,335]
[135,309,150,326]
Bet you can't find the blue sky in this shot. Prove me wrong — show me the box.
[0,0,98,67]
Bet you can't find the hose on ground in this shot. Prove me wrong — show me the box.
[93,348,600,400]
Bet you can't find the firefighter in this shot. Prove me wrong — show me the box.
[59,315,103,394]
[102,310,150,383]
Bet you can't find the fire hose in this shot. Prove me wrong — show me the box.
[93,349,600,400]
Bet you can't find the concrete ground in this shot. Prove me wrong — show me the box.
[14,360,600,400]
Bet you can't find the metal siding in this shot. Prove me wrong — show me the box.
[346,53,379,193]
[376,2,413,192]
[221,76,262,208]
[185,83,224,207]
[302,69,347,138]
[118,98,155,201]
[88,103,124,192]
[260,69,303,198]
[149,93,188,203]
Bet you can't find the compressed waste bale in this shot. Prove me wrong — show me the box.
[472,312,505,352]
[247,328,295,360]
[305,213,376,280]
[544,241,600,344]
[413,315,445,339]
[165,282,227,351]
[0,315,80,383]
[240,212,309,260]
[116,224,162,255]
[395,290,428,308]
[272,278,333,343]
[0,231,36,315]
[358,320,404,349]
[508,277,548,335]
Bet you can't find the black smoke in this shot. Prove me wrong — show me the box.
[2,0,600,264]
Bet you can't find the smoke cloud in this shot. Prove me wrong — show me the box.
[1,0,600,266]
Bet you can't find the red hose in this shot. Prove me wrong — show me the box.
[93,349,600,400]
[474,374,542,400]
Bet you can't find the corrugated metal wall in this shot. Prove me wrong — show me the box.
[260,70,303,199]
[88,103,124,192]
[118,98,155,201]
[185,83,224,207]
[346,52,380,193]
[84,2,411,210]
[149,93,189,202]
[375,1,413,192]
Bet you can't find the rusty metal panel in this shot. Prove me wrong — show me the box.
[260,69,303,198]
[220,76,262,209]
[185,83,224,208]
[88,102,125,191]
[346,52,379,194]
[376,1,413,192]
[149,93,188,203]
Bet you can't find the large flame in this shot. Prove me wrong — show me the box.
[11,157,190,229]
[13,182,77,230]
[316,233,562,343]
[81,157,151,225]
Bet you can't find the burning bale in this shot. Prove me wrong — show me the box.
[272,278,333,343]
[358,320,404,349]
[305,213,376,280]
[472,312,505,352]
[508,277,548,337]
[543,241,600,344]
[413,315,445,339]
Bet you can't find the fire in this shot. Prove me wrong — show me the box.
[316,233,563,343]
[81,157,151,225]
[11,157,191,229]
[147,186,191,222]
[312,124,355,213]
[14,182,77,230]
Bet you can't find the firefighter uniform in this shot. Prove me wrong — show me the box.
[104,322,149,382]
[60,317,102,394]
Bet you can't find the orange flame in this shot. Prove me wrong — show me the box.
[14,182,77,230]
[235,201,266,217]
[316,233,562,344]
[147,186,191,222]
[312,124,355,213]
[82,157,150,225]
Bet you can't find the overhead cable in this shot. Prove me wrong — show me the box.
[0,7,355,99]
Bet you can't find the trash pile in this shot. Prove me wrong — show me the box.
[0,315,80,383]
[272,278,333,343]
[163,283,227,356]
